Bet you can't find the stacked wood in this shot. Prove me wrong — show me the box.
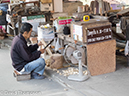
[90,0,111,15]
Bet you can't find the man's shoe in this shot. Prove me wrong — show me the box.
[31,72,45,79]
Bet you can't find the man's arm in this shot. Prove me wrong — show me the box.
[28,41,43,52]
[17,43,41,62]
[28,44,39,52]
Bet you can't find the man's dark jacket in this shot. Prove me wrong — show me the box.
[11,34,41,71]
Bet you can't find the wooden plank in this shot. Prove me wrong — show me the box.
[41,39,53,56]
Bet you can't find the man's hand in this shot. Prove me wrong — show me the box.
[38,41,43,46]
[40,49,45,54]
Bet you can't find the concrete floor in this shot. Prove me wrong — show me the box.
[0,38,129,96]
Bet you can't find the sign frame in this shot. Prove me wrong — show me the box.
[86,25,112,45]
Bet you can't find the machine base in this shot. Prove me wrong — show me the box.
[68,75,89,82]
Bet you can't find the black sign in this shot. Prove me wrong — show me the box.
[87,25,112,44]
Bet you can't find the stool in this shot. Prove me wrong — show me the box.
[13,70,31,81]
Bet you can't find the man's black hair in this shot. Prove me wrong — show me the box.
[20,22,33,34]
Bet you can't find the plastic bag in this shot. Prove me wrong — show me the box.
[125,41,129,56]
[55,38,61,51]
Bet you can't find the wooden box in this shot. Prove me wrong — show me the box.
[87,39,116,76]
[70,19,112,43]
[70,20,116,76]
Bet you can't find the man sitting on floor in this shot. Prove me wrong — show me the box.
[11,22,46,79]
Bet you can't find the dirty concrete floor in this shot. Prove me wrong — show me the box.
[0,38,129,96]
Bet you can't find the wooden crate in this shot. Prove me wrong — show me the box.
[70,19,112,43]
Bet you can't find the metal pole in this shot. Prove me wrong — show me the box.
[79,59,83,77]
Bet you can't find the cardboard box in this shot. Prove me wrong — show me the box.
[40,3,53,11]
[70,19,112,43]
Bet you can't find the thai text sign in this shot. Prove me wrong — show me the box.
[87,25,112,44]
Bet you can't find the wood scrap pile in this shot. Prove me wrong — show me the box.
[55,67,88,77]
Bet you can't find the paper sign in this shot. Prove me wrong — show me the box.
[58,19,72,25]
[74,25,83,41]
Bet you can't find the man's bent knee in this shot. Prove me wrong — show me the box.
[39,58,46,66]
